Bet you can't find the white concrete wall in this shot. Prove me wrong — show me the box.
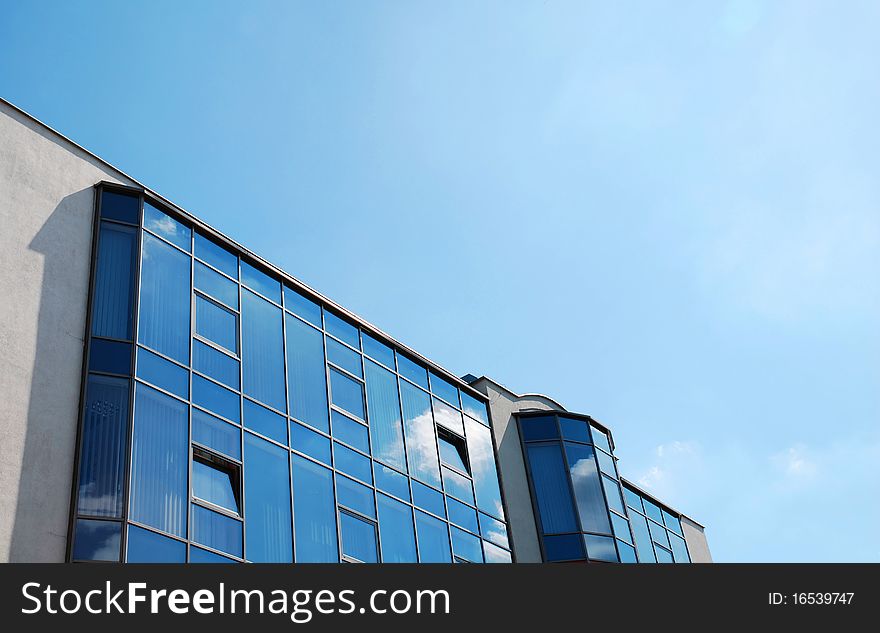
[681,516,713,563]
[0,100,135,561]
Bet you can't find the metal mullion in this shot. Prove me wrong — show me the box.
[357,340,383,562]
[237,256,246,561]
[126,518,189,543]
[278,291,295,563]
[427,395,456,563]
[329,403,367,426]
[322,319,344,563]
[186,226,195,562]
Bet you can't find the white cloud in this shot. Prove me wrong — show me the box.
[770,444,817,480]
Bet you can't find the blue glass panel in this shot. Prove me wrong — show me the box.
[340,512,377,562]
[335,474,375,518]
[283,285,321,327]
[442,467,474,506]
[520,415,558,441]
[623,486,643,512]
[397,353,428,388]
[285,314,328,432]
[139,233,190,363]
[429,371,460,407]
[669,533,690,563]
[526,443,577,534]
[334,442,371,484]
[585,534,618,562]
[655,546,674,563]
[438,434,468,472]
[191,504,242,557]
[460,391,489,425]
[195,261,238,309]
[130,384,187,537]
[244,433,292,562]
[642,497,664,523]
[611,512,633,543]
[92,222,136,339]
[543,534,584,562]
[377,494,417,562]
[190,546,237,563]
[596,448,617,478]
[73,519,121,561]
[126,524,186,562]
[400,381,440,487]
[618,541,638,563]
[364,361,405,470]
[603,475,626,516]
[77,375,128,517]
[629,511,656,563]
[240,261,281,303]
[361,332,394,369]
[446,497,479,533]
[332,411,369,453]
[89,338,131,375]
[374,463,409,501]
[143,202,190,250]
[415,511,452,562]
[564,443,611,534]
[451,527,482,562]
[464,417,504,519]
[591,426,611,453]
[433,397,464,435]
[412,481,445,517]
[479,513,509,549]
[290,422,330,465]
[559,417,591,443]
[327,337,362,377]
[137,347,188,399]
[193,339,239,390]
[192,374,240,423]
[662,509,684,536]
[192,460,239,514]
[244,398,287,444]
[649,518,670,548]
[483,541,512,563]
[192,409,240,460]
[330,368,364,419]
[194,232,237,278]
[100,189,138,224]
[195,295,237,354]
[242,289,286,411]
[324,311,360,349]
[291,456,338,562]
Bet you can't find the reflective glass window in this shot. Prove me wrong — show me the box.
[642,498,664,524]
[364,360,406,470]
[283,285,321,327]
[438,430,469,473]
[446,497,479,533]
[629,511,656,563]
[526,444,577,534]
[520,415,558,442]
[479,513,509,549]
[332,411,369,453]
[415,511,451,562]
[144,202,190,250]
[340,512,377,562]
[137,347,188,399]
[292,455,337,562]
[669,533,690,563]
[139,233,190,363]
[192,374,240,423]
[429,371,460,407]
[240,261,281,304]
[192,409,240,460]
[336,474,375,518]
[663,509,683,536]
[483,541,512,563]
[460,391,489,425]
[618,541,638,563]
[602,475,626,515]
[244,433,292,562]
[543,534,584,562]
[374,463,409,501]
[377,494,417,562]
[193,339,239,390]
[100,189,138,224]
[126,524,186,562]
[442,466,474,506]
[655,546,674,563]
[194,261,238,309]
[334,442,371,483]
[194,232,237,278]
[564,443,611,534]
[451,526,483,563]
[290,422,330,465]
[596,448,617,479]
[591,426,611,453]
[361,332,394,369]
[327,337,362,377]
[195,295,237,354]
[89,338,131,375]
[623,486,643,512]
[285,314,328,432]
[191,503,242,557]
[396,353,428,389]
[412,481,445,518]
[190,546,237,563]
[73,519,121,561]
[243,398,287,444]
[400,381,440,487]
[92,222,136,339]
[465,417,504,519]
[324,311,360,349]
[649,518,670,548]
[192,457,240,514]
[330,368,365,419]
[433,397,464,435]
[559,417,591,443]
[611,512,633,544]
[584,534,618,562]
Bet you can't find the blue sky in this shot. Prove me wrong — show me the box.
[3,1,878,562]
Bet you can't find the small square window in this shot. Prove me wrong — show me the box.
[437,428,469,474]
[192,448,241,515]
[195,294,238,355]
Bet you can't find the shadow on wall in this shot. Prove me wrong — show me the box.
[8,187,95,562]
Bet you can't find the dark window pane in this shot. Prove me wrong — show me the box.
[336,474,375,518]
[559,417,591,443]
[72,519,121,561]
[465,417,504,519]
[139,233,190,363]
[662,509,683,536]
[365,361,405,470]
[330,368,364,419]
[591,426,611,453]
[130,384,188,537]
[377,494,417,562]
[623,486,643,512]
[618,541,638,563]
[92,222,136,339]
[143,202,190,250]
[611,512,633,544]
[243,398,286,444]
[327,337,362,377]
[460,391,489,425]
[483,541,512,563]
[190,546,237,563]
[629,511,656,563]
[191,504,242,558]
[415,510,451,562]
[126,524,186,562]
[446,497,479,533]
[361,332,394,369]
[194,232,237,278]
[340,512,377,562]
[192,459,239,514]
[479,513,509,549]
[669,533,690,563]
[195,295,237,354]
[285,314,328,432]
[374,463,409,501]
[400,381,440,487]
[584,534,618,562]
[433,397,464,435]
[438,431,469,473]
[195,261,238,309]
[451,526,482,563]
[77,375,129,517]
[290,422,330,465]
[429,371,460,407]
[242,290,285,411]
[412,481,445,518]
[596,448,617,479]
[441,466,474,506]
[89,338,131,375]
[334,442,371,484]
[324,311,359,349]
[100,189,138,224]
[602,476,626,516]
[137,347,188,399]
[526,443,578,534]
[283,285,321,327]
[332,411,369,453]
[564,443,611,534]
[543,534,584,562]
[520,415,558,442]
[244,433,292,562]
[193,374,240,423]
[192,409,240,460]
[396,353,428,388]
[240,261,281,303]
[292,455,338,562]
[642,497,664,524]
[193,339,239,390]
[655,546,674,563]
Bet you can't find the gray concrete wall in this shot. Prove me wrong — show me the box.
[681,516,713,563]
[0,100,135,562]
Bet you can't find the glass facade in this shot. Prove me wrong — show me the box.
[70,185,509,564]
[622,485,691,563]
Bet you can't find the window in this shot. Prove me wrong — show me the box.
[144,202,190,251]
[91,222,136,339]
[525,443,578,534]
[89,338,131,375]
[194,232,237,278]
[433,397,464,435]
[396,353,428,388]
[429,371,459,406]
[437,428,469,473]
[591,426,611,453]
[330,368,365,419]
[519,415,558,441]
[334,442,372,483]
[72,519,121,562]
[465,417,504,519]
[137,347,189,399]
[191,503,242,558]
[479,513,509,549]
[365,360,405,470]
[460,391,489,425]
[374,463,409,501]
[243,398,287,444]
[126,524,186,562]
[324,311,359,349]
[242,289,286,411]
[446,497,479,533]
[559,417,591,443]
[669,533,690,563]
[542,534,583,562]
[192,449,241,515]
[192,374,240,423]
[327,337,362,377]
[415,511,451,562]
[193,339,239,389]
[602,475,626,515]
[194,261,238,309]
[332,411,369,453]
[285,314,328,432]
[361,332,394,369]
[336,473,376,518]
[139,233,190,363]
[240,260,281,303]
[377,494,417,562]
[412,481,445,518]
[283,285,321,327]
[629,511,656,563]
[340,512,377,563]
[292,456,337,562]
[100,189,139,224]
[195,294,238,354]
[483,541,512,563]
[451,527,482,563]
[400,381,440,487]
[192,409,240,460]
[584,534,618,562]
[441,466,474,506]
[611,512,633,544]
[244,433,292,562]
[291,422,330,465]
[595,448,617,478]
[564,443,611,535]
